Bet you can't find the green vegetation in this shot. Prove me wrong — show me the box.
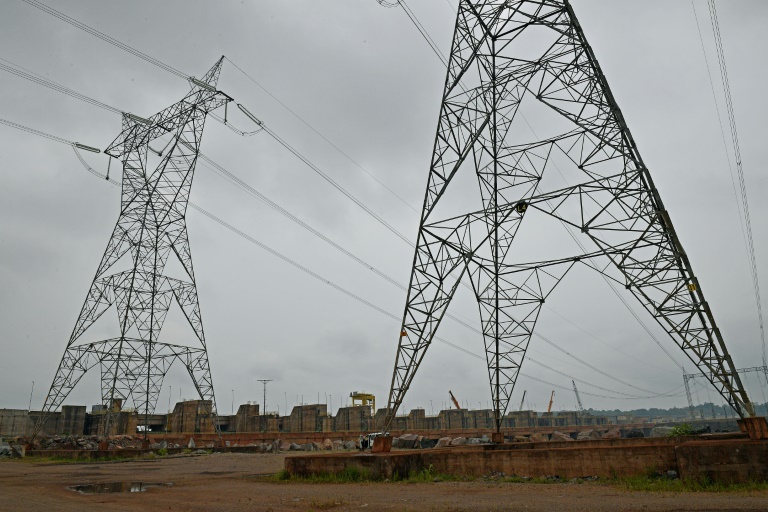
[273,466,375,483]
[667,423,696,437]
[157,447,168,456]
[615,475,768,492]
[271,467,768,492]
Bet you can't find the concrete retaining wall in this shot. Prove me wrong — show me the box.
[285,436,768,484]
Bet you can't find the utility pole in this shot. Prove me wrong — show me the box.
[257,379,272,431]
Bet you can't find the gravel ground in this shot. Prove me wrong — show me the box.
[1,452,767,511]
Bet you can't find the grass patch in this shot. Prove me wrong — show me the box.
[273,464,468,484]
[615,475,768,493]
[273,466,377,483]
[501,476,568,484]
[11,455,127,464]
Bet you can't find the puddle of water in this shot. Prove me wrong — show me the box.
[68,482,173,494]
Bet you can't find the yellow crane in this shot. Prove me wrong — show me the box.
[449,390,461,410]
[546,390,555,414]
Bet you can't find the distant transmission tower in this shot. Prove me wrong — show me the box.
[385,0,755,433]
[35,58,232,436]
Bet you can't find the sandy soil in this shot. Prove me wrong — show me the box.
[1,452,766,512]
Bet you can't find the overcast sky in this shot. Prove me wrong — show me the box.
[1,0,766,418]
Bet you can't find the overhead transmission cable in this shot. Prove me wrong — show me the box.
[705,0,766,367]
[12,2,679,395]
[0,113,681,401]
[222,57,418,213]
[20,0,418,214]
[20,0,187,78]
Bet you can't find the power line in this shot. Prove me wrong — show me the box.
[0,115,72,145]
[0,113,681,402]
[260,123,414,247]
[21,0,187,78]
[21,0,419,213]
[74,145,681,402]
[0,56,414,248]
[398,0,450,66]
[0,51,678,401]
[4,7,686,399]
[705,0,766,367]
[223,57,418,213]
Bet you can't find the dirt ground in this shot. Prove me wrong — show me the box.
[1,452,767,512]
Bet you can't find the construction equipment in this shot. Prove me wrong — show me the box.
[350,391,376,414]
[546,391,555,414]
[572,380,585,415]
[449,390,461,410]
[518,390,527,411]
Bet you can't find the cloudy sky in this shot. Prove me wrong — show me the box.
[1,0,766,418]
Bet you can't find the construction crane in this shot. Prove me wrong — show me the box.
[546,391,555,414]
[518,390,527,411]
[449,390,461,410]
[572,380,585,415]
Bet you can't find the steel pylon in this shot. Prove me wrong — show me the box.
[385,0,754,433]
[35,58,232,436]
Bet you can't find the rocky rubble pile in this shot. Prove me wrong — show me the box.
[430,435,492,448]
[14,434,185,452]
[233,438,358,452]
[0,440,25,458]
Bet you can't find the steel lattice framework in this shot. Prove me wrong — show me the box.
[386,0,755,433]
[36,58,232,436]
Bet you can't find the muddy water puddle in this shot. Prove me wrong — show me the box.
[68,482,173,494]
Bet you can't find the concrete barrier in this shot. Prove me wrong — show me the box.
[285,435,768,484]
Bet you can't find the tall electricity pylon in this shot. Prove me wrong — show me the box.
[385,0,754,433]
[36,58,232,436]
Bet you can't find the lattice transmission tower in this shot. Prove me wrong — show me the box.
[35,58,232,436]
[385,0,755,433]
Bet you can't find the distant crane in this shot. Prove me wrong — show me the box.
[546,390,555,414]
[449,390,461,410]
[518,390,527,411]
[572,380,585,415]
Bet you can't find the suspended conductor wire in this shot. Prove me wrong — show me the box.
[1,47,678,400]
[0,59,122,115]
[706,0,766,367]
[397,0,450,67]
[689,2,748,242]
[0,115,72,145]
[223,57,418,213]
[0,57,417,251]
[260,124,414,247]
[21,0,187,79]
[21,0,688,376]
[18,0,422,226]
[1,14,684,398]
[2,111,682,401]
[68,145,678,402]
[0,113,677,401]
[198,153,673,398]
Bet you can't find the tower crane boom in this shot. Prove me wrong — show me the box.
[449,390,461,410]
[572,380,585,415]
